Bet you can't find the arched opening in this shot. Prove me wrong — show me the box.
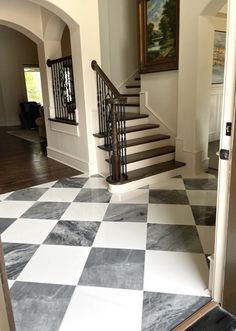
[0,2,82,192]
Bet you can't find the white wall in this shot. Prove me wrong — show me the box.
[98,0,138,88]
[141,71,178,134]
[0,0,102,175]
[0,25,39,126]
[176,0,227,174]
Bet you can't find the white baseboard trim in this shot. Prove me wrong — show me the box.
[47,146,89,173]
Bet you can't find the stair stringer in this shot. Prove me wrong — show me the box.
[117,69,139,95]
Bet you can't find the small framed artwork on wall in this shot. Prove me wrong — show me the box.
[137,0,180,74]
[212,30,226,85]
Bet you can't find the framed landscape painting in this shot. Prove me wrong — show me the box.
[212,31,226,84]
[137,0,180,74]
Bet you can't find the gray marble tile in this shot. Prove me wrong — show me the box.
[74,189,112,203]
[184,179,217,191]
[146,224,203,253]
[191,206,216,226]
[53,177,88,188]
[103,204,147,222]
[79,247,145,290]
[0,218,16,233]
[3,243,39,279]
[44,221,100,246]
[10,281,75,331]
[21,202,70,219]
[142,292,211,331]
[6,188,48,201]
[149,190,189,205]
[187,306,236,331]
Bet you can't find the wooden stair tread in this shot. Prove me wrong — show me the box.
[122,93,139,97]
[125,102,140,107]
[93,124,159,139]
[107,160,186,184]
[123,112,148,120]
[106,146,175,164]
[134,77,140,81]
[126,84,141,89]
[98,134,170,151]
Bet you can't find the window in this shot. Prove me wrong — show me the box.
[24,67,43,104]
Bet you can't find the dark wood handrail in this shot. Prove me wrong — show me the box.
[47,56,72,67]
[91,60,122,99]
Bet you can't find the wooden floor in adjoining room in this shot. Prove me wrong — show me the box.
[0,127,81,194]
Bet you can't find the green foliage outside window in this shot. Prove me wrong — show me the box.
[24,68,43,104]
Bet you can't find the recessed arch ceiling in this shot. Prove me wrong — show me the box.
[201,0,227,16]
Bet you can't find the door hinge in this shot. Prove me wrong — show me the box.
[226,122,232,136]
[220,149,230,160]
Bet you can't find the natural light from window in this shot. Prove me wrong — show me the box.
[24,67,43,104]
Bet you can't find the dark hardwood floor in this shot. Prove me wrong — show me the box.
[0,127,81,194]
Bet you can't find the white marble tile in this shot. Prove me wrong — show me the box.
[186,190,217,206]
[1,219,57,244]
[8,280,15,289]
[83,178,108,189]
[147,204,195,225]
[61,202,108,222]
[18,245,90,285]
[149,178,185,190]
[59,286,143,331]
[38,188,81,202]
[144,250,210,297]
[0,201,34,218]
[93,222,147,250]
[110,190,149,204]
[0,192,12,200]
[33,181,57,188]
[197,226,215,254]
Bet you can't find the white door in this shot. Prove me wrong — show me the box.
[213,0,236,311]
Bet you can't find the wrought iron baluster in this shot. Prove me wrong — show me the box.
[91,60,128,182]
[47,56,77,124]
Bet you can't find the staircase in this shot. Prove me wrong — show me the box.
[92,61,185,192]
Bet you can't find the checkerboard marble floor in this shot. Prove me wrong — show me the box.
[0,173,217,331]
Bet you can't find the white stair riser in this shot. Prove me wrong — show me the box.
[126,97,140,103]
[95,128,162,144]
[95,138,172,155]
[127,153,175,171]
[108,166,186,193]
[126,139,172,154]
[126,128,160,140]
[124,87,140,94]
[125,117,149,127]
[124,106,140,114]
